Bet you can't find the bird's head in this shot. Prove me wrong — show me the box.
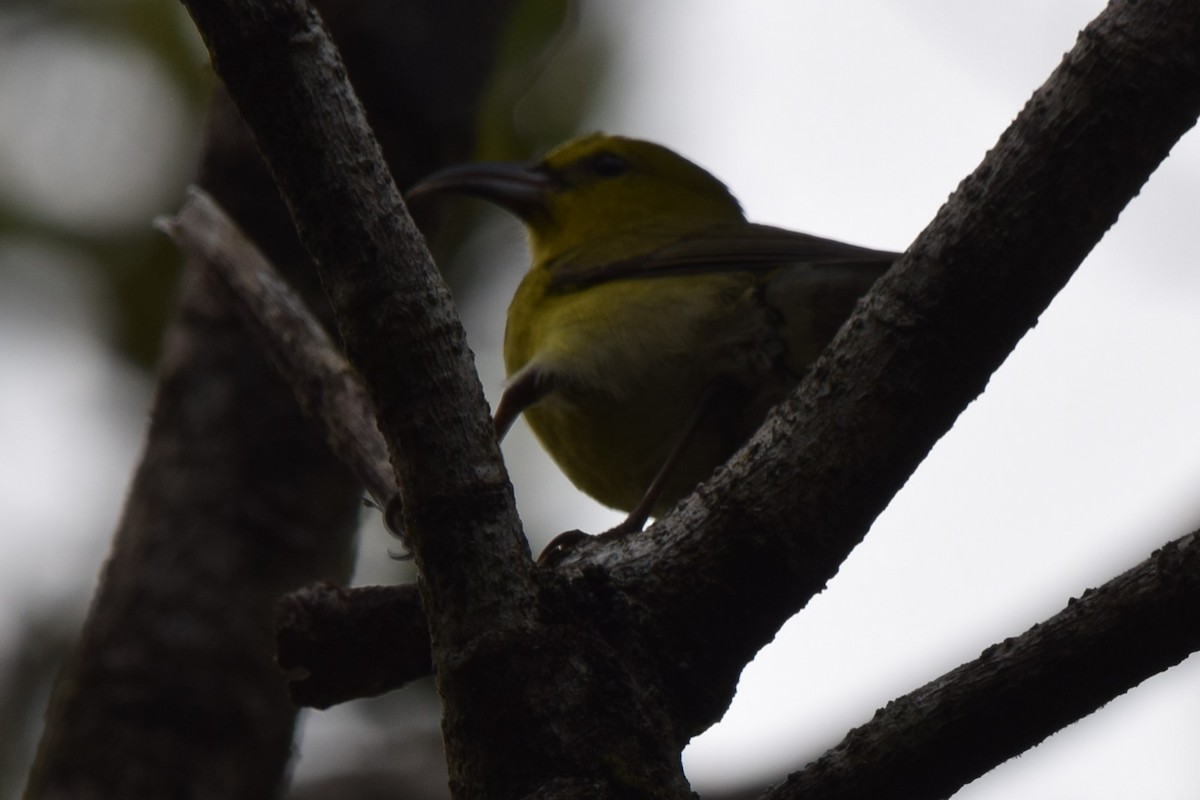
[407,133,745,265]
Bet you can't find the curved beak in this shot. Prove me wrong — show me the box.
[405,161,561,221]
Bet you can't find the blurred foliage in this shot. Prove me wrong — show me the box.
[0,0,609,369]
[0,0,208,368]
[478,0,587,160]
[10,0,213,103]
[428,0,614,300]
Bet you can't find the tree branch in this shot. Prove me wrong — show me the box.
[272,520,1200,798]
[277,583,431,709]
[157,187,395,513]
[582,0,1200,740]
[769,530,1200,800]
[179,0,533,614]
[24,94,364,800]
[277,516,1200,799]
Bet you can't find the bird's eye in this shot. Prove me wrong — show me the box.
[589,152,628,178]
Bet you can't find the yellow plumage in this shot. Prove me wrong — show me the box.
[408,133,897,532]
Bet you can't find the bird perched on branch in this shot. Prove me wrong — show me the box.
[408,133,897,535]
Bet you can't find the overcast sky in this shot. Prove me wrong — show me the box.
[2,1,1198,797]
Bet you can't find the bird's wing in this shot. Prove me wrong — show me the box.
[548,223,901,291]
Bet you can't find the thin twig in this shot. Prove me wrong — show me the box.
[157,188,397,515]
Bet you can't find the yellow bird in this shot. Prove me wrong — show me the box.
[408,134,897,534]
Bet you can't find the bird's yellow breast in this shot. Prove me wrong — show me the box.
[504,265,795,513]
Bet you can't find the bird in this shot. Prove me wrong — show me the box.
[407,133,898,536]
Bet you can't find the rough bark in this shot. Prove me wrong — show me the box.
[158,188,395,514]
[599,0,1200,741]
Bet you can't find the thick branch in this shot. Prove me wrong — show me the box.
[277,518,1200,774]
[24,88,364,800]
[770,531,1200,800]
[177,3,697,798]
[179,0,533,626]
[274,522,1200,799]
[582,0,1200,740]
[157,191,440,704]
[277,583,431,709]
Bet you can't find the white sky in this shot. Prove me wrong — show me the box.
[2,1,1199,797]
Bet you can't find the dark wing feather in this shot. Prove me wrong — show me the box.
[549,222,900,291]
